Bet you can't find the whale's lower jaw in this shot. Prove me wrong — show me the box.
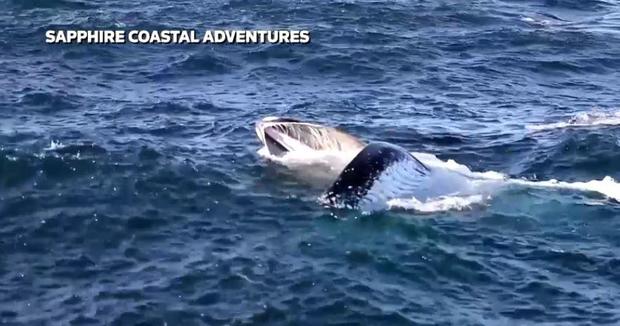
[323,142,430,210]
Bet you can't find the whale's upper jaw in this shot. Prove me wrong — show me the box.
[255,116,365,156]
[255,117,300,156]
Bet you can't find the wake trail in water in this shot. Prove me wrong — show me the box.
[258,147,620,213]
[527,110,620,132]
[397,152,620,213]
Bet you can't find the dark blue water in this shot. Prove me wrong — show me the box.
[2,0,620,324]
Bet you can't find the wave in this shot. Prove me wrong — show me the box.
[258,146,620,213]
[1,141,106,189]
[540,0,613,11]
[11,0,95,10]
[19,92,80,113]
[527,110,620,132]
[156,51,239,77]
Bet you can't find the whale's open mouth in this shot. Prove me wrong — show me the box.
[255,116,433,210]
[255,116,366,156]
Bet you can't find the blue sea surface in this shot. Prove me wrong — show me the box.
[2,0,620,325]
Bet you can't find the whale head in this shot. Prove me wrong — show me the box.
[255,116,365,157]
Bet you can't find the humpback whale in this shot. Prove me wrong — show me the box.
[255,117,431,209]
[256,116,620,212]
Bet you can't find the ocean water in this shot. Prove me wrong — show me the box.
[2,0,620,324]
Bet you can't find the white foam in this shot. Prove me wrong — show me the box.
[258,146,620,213]
[522,16,552,27]
[508,177,620,201]
[45,140,64,151]
[520,14,566,28]
[388,194,489,213]
[527,110,620,132]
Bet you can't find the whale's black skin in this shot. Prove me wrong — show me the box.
[324,142,430,208]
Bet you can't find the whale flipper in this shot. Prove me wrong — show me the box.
[323,142,431,210]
